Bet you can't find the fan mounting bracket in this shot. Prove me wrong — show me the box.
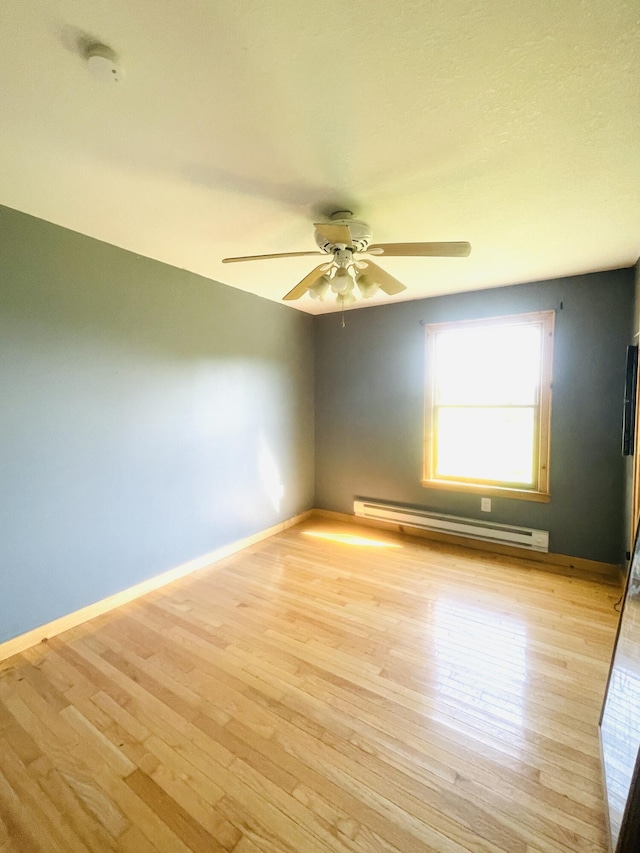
[314,213,372,254]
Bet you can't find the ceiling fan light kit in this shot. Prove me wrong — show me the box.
[308,276,331,300]
[356,273,380,299]
[331,267,353,294]
[222,211,471,308]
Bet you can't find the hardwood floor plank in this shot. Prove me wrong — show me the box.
[0,519,618,851]
[0,741,89,853]
[29,755,125,850]
[125,768,226,853]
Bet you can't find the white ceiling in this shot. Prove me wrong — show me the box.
[1,1,638,314]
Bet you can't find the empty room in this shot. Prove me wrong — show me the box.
[1,1,639,852]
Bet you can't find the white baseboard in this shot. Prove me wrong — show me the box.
[0,510,313,664]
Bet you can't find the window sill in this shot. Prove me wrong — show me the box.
[421,479,551,503]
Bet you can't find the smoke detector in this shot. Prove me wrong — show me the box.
[85,43,123,83]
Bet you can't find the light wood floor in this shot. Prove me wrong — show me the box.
[0,519,620,852]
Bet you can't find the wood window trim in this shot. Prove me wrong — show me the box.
[422,310,554,502]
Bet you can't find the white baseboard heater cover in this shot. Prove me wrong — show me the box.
[353,499,549,553]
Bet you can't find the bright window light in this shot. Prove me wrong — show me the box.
[302,531,401,548]
[437,407,535,484]
[424,311,554,498]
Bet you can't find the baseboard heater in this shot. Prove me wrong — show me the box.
[353,499,549,553]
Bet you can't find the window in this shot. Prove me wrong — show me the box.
[423,311,554,502]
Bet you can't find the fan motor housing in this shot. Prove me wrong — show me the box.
[314,216,372,253]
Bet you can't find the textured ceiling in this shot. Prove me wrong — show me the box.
[1,0,638,314]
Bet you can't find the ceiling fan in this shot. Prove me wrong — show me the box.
[222,211,471,306]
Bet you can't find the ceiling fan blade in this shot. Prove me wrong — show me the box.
[362,261,407,296]
[282,264,329,301]
[367,241,471,257]
[314,222,353,246]
[222,251,324,263]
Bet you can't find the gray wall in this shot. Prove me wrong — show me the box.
[1,200,633,645]
[315,270,634,564]
[0,206,314,643]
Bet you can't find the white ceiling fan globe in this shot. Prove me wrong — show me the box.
[331,267,354,294]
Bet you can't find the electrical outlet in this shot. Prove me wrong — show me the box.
[481,497,491,512]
